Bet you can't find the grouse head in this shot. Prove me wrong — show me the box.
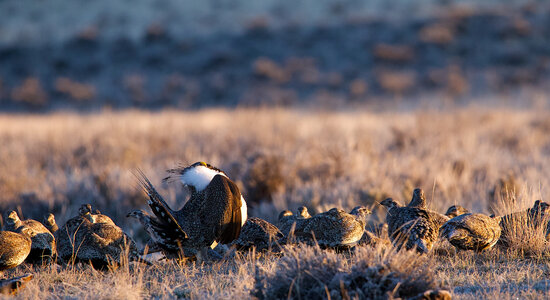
[445,205,469,218]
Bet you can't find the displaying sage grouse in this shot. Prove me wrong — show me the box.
[0,231,31,274]
[295,207,370,248]
[440,213,501,251]
[498,200,550,246]
[129,162,247,260]
[381,198,445,253]
[277,207,311,238]
[231,217,283,252]
[126,210,165,255]
[56,204,138,269]
[445,205,469,218]
[4,211,55,263]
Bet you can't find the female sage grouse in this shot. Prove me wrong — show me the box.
[295,207,370,248]
[78,204,116,226]
[0,274,34,295]
[277,206,311,238]
[445,205,469,218]
[440,213,501,251]
[56,204,139,269]
[381,198,446,253]
[231,217,283,252]
[498,200,550,246]
[405,189,450,228]
[0,231,31,274]
[128,162,247,260]
[43,214,59,234]
[407,188,427,208]
[4,211,55,263]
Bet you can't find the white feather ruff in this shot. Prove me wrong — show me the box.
[240,195,248,226]
[180,165,227,191]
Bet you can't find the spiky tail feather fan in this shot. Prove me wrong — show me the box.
[134,169,189,242]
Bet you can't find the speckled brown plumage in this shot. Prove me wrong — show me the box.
[407,188,427,208]
[357,230,392,247]
[277,208,310,238]
[408,289,452,300]
[296,208,367,248]
[498,200,550,246]
[79,204,116,226]
[126,209,186,258]
[231,217,283,251]
[43,214,58,234]
[56,204,139,269]
[432,211,451,228]
[445,205,469,218]
[368,223,389,239]
[0,274,33,295]
[348,206,391,247]
[0,231,31,272]
[131,163,246,259]
[405,189,450,228]
[381,198,445,253]
[441,213,501,251]
[350,206,371,223]
[4,211,55,264]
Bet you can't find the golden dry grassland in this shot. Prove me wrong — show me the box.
[1,108,550,299]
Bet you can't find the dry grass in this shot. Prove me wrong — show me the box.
[254,245,441,299]
[492,188,550,257]
[1,107,550,298]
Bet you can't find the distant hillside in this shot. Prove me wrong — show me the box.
[0,2,549,111]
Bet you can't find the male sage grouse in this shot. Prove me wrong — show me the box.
[56,204,139,269]
[4,211,55,263]
[294,207,370,248]
[128,162,247,260]
[381,198,446,253]
[440,213,501,251]
[445,205,469,218]
[0,231,31,275]
[231,217,283,252]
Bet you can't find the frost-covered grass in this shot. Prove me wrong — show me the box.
[1,107,550,298]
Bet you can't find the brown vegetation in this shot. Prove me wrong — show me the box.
[0,108,550,298]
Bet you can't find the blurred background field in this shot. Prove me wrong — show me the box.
[0,0,550,110]
[1,1,550,298]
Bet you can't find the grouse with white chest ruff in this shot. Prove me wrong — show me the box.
[128,162,247,260]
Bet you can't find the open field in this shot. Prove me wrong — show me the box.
[2,1,550,299]
[1,2,550,111]
[0,108,549,298]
